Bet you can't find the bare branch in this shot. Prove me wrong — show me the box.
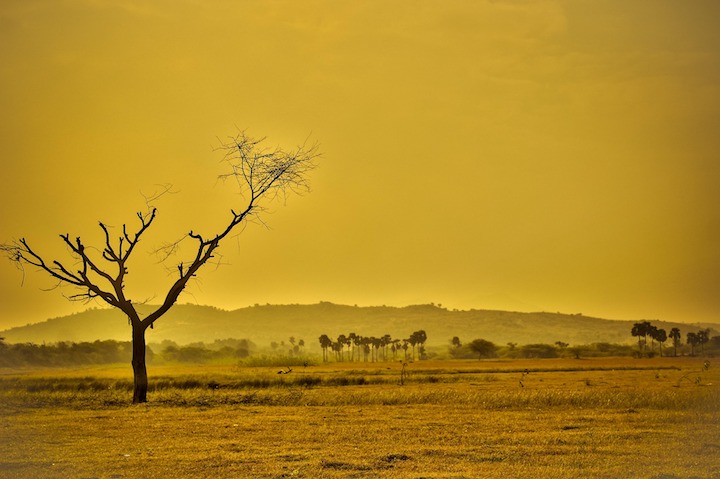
[1,208,157,309]
[120,208,157,262]
[216,132,318,207]
[1,237,118,305]
[144,131,319,326]
[99,222,120,262]
[152,234,188,263]
[59,233,115,287]
[140,183,176,215]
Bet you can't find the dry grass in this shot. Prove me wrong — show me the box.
[1,357,718,478]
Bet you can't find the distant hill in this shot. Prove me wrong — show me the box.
[2,302,717,349]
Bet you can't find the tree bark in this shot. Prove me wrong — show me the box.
[131,322,149,404]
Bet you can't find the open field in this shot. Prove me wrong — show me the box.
[1,357,719,478]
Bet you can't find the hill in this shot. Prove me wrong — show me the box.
[1,302,717,349]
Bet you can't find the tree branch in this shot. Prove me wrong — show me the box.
[2,131,318,333]
[144,132,319,326]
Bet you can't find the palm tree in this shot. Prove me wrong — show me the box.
[698,329,710,356]
[654,328,667,357]
[353,334,363,362]
[332,341,343,361]
[631,321,652,352]
[348,333,357,361]
[407,334,418,360]
[318,334,332,362]
[648,325,659,352]
[416,330,427,351]
[687,332,699,357]
[337,334,347,361]
[344,335,353,360]
[361,337,371,362]
[406,330,427,361]
[371,337,382,362]
[381,334,392,361]
[392,339,402,360]
[669,328,681,357]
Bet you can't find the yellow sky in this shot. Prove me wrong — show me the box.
[1,0,719,330]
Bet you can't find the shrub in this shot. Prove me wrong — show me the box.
[518,344,558,359]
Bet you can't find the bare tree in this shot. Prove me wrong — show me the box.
[1,132,318,403]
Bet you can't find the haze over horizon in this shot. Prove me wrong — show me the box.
[1,1,719,330]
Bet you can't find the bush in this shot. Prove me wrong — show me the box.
[448,344,480,359]
[468,339,498,359]
[519,344,558,359]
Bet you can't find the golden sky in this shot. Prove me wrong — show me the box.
[1,0,719,329]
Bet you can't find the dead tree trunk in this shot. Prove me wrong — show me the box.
[131,321,149,403]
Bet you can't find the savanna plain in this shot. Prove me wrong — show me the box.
[1,357,718,479]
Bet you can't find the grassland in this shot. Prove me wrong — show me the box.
[1,357,718,478]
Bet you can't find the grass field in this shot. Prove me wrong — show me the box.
[1,357,718,478]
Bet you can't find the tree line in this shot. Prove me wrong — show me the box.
[0,339,139,367]
[0,338,254,367]
[631,321,715,357]
[4,327,718,368]
[270,337,307,357]
[448,337,639,360]
[317,330,428,362]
